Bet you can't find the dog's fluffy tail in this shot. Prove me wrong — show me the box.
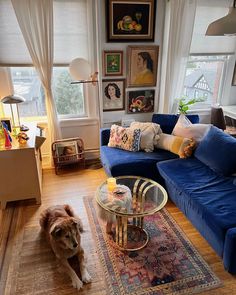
[39,209,50,230]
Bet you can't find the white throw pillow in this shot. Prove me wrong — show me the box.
[130,122,162,152]
[172,114,211,142]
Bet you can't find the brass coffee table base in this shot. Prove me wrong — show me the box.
[115,216,149,251]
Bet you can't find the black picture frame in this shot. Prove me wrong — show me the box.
[127,89,155,113]
[106,0,156,42]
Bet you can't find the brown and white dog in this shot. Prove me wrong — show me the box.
[39,204,91,290]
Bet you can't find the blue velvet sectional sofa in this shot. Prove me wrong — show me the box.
[100,114,199,185]
[100,114,236,274]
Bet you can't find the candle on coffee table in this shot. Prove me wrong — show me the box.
[107,177,116,192]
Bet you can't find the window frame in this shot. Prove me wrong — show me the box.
[183,54,230,111]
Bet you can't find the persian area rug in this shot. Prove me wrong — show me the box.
[84,197,222,295]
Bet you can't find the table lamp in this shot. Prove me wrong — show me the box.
[1,95,25,134]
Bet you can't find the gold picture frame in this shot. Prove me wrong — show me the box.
[103,50,123,76]
[127,45,159,87]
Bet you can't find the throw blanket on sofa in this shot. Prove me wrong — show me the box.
[130,122,162,152]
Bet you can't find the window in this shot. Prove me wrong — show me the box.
[0,0,91,120]
[53,68,85,117]
[182,55,228,110]
[181,0,235,111]
[2,67,85,120]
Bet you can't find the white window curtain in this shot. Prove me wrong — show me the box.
[159,0,197,113]
[11,0,62,146]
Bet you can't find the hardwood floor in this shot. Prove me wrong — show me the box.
[0,167,236,294]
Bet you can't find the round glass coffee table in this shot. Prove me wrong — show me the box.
[96,176,168,251]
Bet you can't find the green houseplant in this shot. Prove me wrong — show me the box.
[178,97,206,115]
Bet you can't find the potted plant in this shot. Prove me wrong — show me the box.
[178,97,206,115]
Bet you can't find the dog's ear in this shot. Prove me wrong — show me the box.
[51,226,63,238]
[72,218,84,233]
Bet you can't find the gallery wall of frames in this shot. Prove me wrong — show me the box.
[101,0,164,123]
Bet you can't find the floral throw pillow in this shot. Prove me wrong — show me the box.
[108,125,141,152]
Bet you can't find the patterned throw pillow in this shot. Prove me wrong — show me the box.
[130,122,162,152]
[156,133,196,158]
[108,125,141,152]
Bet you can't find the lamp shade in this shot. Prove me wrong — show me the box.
[1,95,25,104]
[0,68,14,99]
[206,6,236,36]
[69,58,91,81]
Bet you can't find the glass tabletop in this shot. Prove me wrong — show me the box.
[96,176,168,217]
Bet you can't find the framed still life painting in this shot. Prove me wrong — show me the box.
[102,79,125,111]
[103,50,123,76]
[127,89,155,113]
[127,45,159,87]
[106,0,156,42]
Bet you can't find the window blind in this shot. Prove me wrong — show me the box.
[190,0,236,54]
[0,0,31,65]
[53,0,89,64]
[0,0,89,65]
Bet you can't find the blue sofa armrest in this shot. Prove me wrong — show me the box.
[100,128,111,146]
[223,227,236,274]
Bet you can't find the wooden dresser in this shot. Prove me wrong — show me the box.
[0,124,45,209]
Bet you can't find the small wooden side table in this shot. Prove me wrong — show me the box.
[52,137,85,174]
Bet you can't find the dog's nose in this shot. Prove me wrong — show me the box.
[73,242,78,248]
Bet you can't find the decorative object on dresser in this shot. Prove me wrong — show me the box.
[127,45,159,87]
[103,50,123,76]
[52,137,85,175]
[106,0,156,42]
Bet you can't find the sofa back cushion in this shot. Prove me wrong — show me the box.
[152,114,199,134]
[195,126,236,175]
[108,124,141,152]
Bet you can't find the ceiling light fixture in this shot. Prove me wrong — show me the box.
[206,0,236,36]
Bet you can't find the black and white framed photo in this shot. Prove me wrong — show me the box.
[102,79,125,111]
[127,89,155,113]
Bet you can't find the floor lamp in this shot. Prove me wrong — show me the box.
[69,58,101,127]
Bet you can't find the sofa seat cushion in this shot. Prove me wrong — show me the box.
[100,146,178,183]
[157,158,236,253]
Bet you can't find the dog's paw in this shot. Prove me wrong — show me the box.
[82,270,92,283]
[72,278,83,290]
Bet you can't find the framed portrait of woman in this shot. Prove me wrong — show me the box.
[102,79,126,111]
[127,45,159,87]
